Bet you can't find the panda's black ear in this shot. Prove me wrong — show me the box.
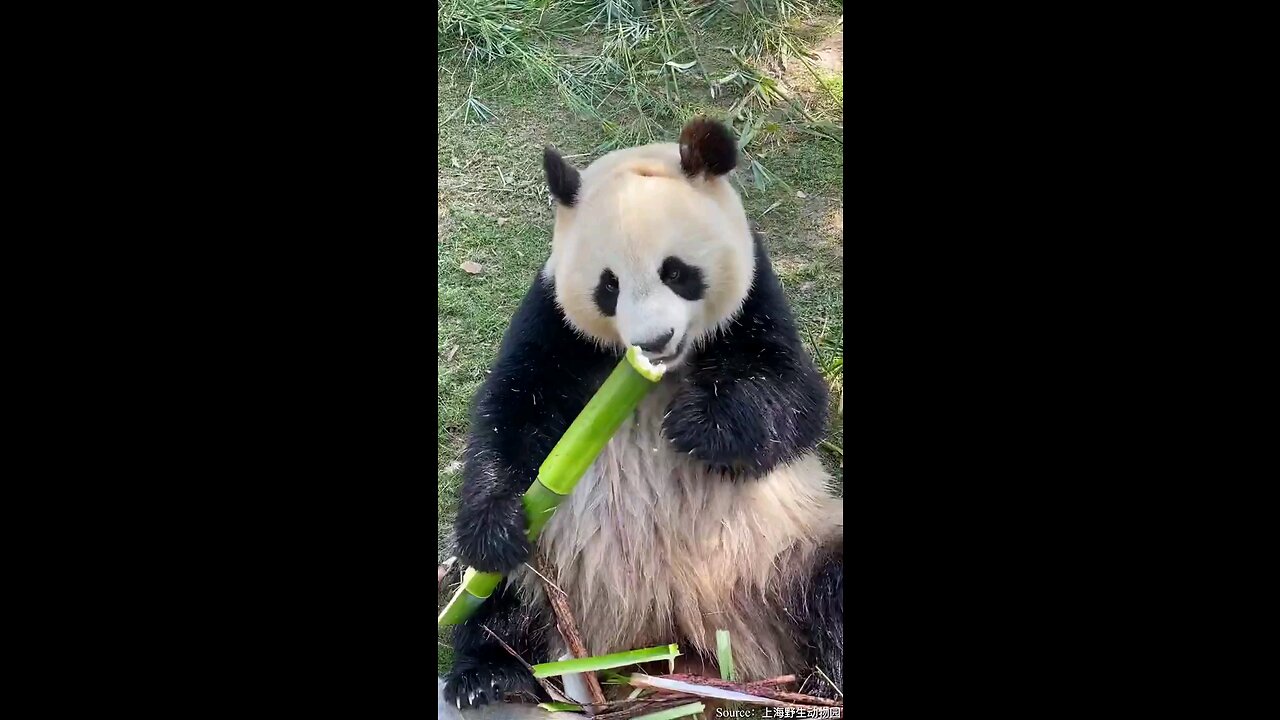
[679,117,738,178]
[543,146,581,207]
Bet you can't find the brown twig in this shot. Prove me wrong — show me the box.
[536,555,609,712]
[592,697,692,720]
[752,674,798,688]
[755,689,842,706]
[480,624,573,705]
[814,666,843,698]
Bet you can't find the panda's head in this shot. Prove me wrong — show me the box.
[542,118,754,369]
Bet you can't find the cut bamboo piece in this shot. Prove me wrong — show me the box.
[439,347,664,626]
[532,644,682,679]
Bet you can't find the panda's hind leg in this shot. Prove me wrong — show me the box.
[791,543,844,699]
[444,580,550,709]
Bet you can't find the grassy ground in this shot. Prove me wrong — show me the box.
[438,0,843,676]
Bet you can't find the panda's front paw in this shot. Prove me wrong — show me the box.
[663,382,773,474]
[454,492,531,574]
[443,657,540,709]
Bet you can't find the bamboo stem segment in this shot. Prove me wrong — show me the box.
[439,348,664,626]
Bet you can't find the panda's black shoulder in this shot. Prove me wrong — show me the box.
[490,272,595,363]
[471,271,617,454]
[735,229,808,351]
[495,272,573,353]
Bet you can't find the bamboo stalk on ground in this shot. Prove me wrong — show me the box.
[629,673,841,709]
[562,674,807,715]
[657,673,841,706]
[532,645,682,679]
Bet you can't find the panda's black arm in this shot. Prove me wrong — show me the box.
[444,580,550,708]
[664,234,829,476]
[455,271,618,573]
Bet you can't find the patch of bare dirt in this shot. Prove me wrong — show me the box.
[826,204,843,259]
[814,28,843,74]
[827,204,843,237]
[781,24,843,101]
[793,197,845,262]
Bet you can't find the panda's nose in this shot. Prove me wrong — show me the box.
[635,329,674,353]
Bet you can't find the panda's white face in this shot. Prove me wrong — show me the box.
[545,142,755,368]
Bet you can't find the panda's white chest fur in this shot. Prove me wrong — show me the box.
[519,375,841,679]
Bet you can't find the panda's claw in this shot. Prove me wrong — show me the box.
[445,660,538,709]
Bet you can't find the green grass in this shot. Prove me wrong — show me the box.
[438,0,842,677]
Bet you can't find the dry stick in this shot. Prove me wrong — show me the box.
[754,689,842,707]
[575,695,682,713]
[649,673,842,707]
[480,624,573,705]
[814,666,843,698]
[584,675,797,714]
[594,698,692,720]
[536,555,609,712]
[523,561,566,596]
[631,674,812,710]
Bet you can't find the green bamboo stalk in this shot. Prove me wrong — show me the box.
[531,644,682,679]
[717,629,742,715]
[439,347,665,626]
[716,630,735,682]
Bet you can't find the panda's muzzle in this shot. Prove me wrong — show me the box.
[645,335,688,365]
[635,329,674,354]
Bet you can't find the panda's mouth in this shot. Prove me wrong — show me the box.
[647,336,688,365]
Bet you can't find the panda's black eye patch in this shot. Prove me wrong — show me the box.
[594,269,619,316]
[660,257,705,301]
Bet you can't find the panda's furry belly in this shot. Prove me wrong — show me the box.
[514,379,842,680]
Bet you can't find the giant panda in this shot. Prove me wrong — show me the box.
[444,117,843,709]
